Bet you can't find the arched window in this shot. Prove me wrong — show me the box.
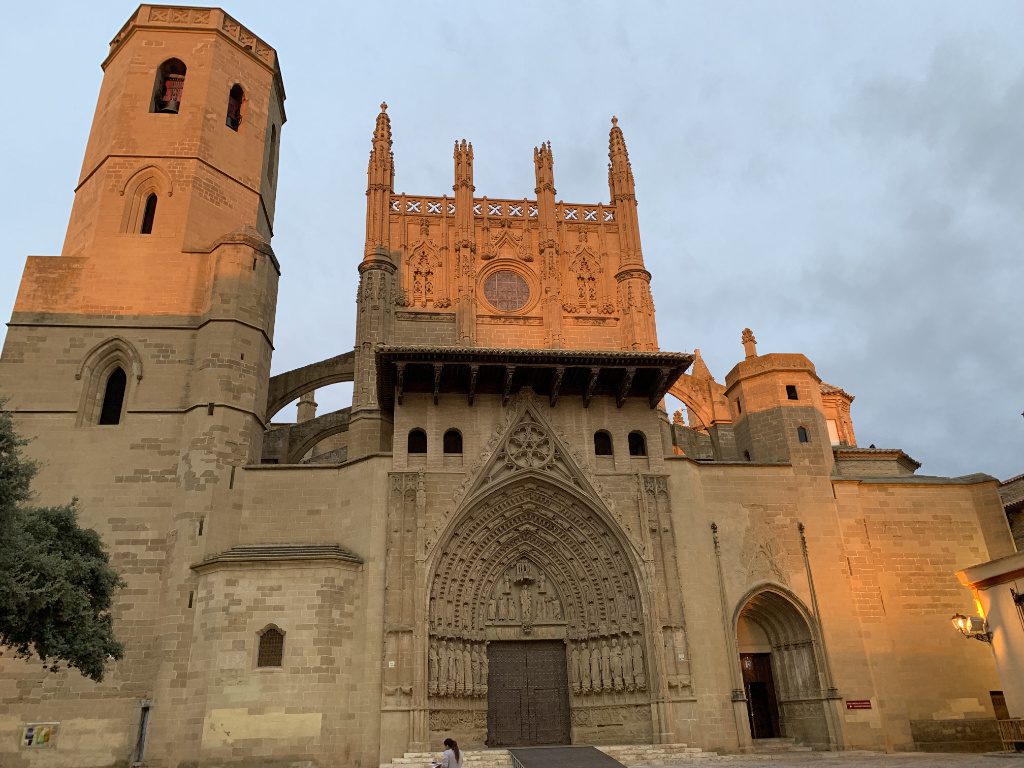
[257,626,284,667]
[408,428,427,454]
[139,193,157,235]
[594,430,613,456]
[98,367,127,425]
[151,58,186,114]
[268,124,278,182]
[226,84,244,130]
[628,431,647,457]
[797,426,810,443]
[443,429,463,454]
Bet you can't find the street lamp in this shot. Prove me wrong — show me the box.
[951,613,992,643]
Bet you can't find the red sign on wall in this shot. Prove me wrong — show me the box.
[845,700,872,710]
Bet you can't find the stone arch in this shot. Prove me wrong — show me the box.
[265,351,355,420]
[285,408,350,463]
[430,474,645,634]
[119,164,173,234]
[75,337,143,426]
[733,583,835,749]
[425,471,655,745]
[261,407,351,464]
[667,376,713,431]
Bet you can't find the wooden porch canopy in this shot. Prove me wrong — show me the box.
[376,346,693,409]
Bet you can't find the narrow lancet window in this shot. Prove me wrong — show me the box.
[797,426,810,443]
[140,194,157,235]
[268,124,278,182]
[98,367,127,425]
[226,84,244,130]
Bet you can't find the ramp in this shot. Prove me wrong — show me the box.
[508,746,627,768]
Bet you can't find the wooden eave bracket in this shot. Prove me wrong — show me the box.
[432,363,443,405]
[616,367,637,409]
[550,366,566,407]
[468,364,479,406]
[395,362,406,406]
[502,365,517,407]
[583,368,600,408]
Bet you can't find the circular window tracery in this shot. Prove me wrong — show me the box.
[483,270,530,312]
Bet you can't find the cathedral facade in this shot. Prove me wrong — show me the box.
[0,6,1014,767]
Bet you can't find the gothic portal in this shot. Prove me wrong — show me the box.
[0,6,1014,768]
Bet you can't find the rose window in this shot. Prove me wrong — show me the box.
[507,424,554,469]
[484,270,530,312]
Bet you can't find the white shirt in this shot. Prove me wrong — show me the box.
[439,748,463,768]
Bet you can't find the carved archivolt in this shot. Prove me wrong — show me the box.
[428,480,646,700]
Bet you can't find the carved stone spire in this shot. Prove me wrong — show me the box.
[741,328,758,359]
[534,142,563,348]
[454,139,474,191]
[607,115,635,203]
[534,141,555,196]
[365,102,394,260]
[608,116,655,350]
[353,103,398,455]
[453,139,476,345]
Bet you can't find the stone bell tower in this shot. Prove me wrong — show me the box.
[0,8,286,763]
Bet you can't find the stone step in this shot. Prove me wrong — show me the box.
[598,743,718,765]
[750,737,813,753]
[380,744,718,768]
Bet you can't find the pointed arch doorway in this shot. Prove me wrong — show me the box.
[427,473,652,748]
[735,587,832,748]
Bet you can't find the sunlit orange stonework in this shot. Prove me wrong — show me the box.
[0,6,1014,768]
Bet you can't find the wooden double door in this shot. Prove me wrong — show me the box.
[487,640,571,747]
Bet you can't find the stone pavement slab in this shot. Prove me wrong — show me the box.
[649,753,1024,768]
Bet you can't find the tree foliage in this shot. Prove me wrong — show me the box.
[0,405,124,681]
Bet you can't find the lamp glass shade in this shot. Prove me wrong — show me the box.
[951,613,970,635]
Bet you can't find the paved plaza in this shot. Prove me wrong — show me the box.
[676,753,1024,767]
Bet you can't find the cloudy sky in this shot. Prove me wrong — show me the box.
[1,2,1021,479]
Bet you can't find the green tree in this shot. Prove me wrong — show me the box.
[0,405,124,682]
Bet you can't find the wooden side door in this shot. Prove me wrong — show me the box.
[741,652,781,739]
